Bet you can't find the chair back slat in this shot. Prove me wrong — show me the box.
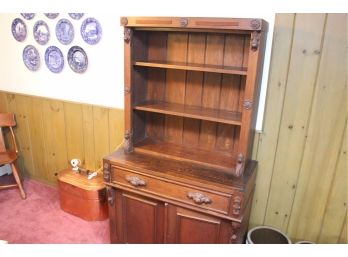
[0,127,5,152]
[0,113,16,152]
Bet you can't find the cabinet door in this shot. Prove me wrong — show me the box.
[166,204,233,243]
[109,188,165,243]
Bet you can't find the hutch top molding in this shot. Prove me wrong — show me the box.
[120,16,268,32]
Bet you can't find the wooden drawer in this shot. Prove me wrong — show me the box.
[111,167,232,215]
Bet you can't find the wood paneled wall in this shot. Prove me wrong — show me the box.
[0,91,124,186]
[0,13,346,244]
[249,13,347,243]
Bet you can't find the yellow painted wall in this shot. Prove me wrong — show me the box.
[250,13,347,243]
[0,13,346,244]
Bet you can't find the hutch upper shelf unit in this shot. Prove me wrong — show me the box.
[122,16,267,177]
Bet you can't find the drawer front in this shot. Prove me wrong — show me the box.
[111,167,231,215]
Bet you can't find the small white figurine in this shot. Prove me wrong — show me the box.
[70,158,99,179]
[70,158,81,171]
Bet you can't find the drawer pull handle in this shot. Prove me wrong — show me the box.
[125,175,147,187]
[187,192,212,204]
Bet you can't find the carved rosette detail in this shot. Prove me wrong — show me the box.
[232,195,242,216]
[124,129,133,153]
[235,154,244,177]
[125,85,131,94]
[120,17,128,26]
[243,100,253,110]
[251,31,261,51]
[180,18,188,27]
[124,28,131,43]
[103,162,110,182]
[250,19,261,30]
[230,222,241,243]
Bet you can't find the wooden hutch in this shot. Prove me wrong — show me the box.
[103,16,268,243]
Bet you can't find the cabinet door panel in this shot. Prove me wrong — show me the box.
[111,189,164,243]
[167,205,232,243]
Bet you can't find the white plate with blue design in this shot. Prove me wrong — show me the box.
[69,13,84,20]
[45,13,59,19]
[23,45,40,71]
[68,46,88,73]
[45,46,64,73]
[81,17,102,45]
[33,20,50,45]
[21,13,35,20]
[56,19,74,45]
[12,18,27,42]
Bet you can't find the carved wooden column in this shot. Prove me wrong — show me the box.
[237,19,266,170]
[103,161,111,183]
[230,222,242,243]
[123,26,133,153]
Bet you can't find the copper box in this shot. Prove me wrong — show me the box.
[58,169,108,221]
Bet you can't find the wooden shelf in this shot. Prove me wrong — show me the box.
[134,60,247,75]
[134,138,236,173]
[134,101,242,125]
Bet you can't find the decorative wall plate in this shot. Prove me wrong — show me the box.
[23,45,40,71]
[45,13,59,19]
[21,13,35,20]
[45,46,64,73]
[68,46,88,73]
[68,13,84,20]
[81,17,102,45]
[56,19,74,45]
[11,18,27,42]
[33,20,50,45]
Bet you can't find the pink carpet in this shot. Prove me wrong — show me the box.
[0,177,110,244]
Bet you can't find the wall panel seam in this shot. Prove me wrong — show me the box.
[338,216,347,243]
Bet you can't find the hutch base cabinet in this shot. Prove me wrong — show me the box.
[104,16,267,243]
[104,150,257,243]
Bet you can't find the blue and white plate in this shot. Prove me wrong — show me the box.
[81,17,102,45]
[45,13,59,19]
[45,46,64,73]
[68,13,84,20]
[23,45,40,71]
[11,18,27,42]
[68,46,88,73]
[21,13,35,20]
[33,20,50,45]
[56,19,74,45]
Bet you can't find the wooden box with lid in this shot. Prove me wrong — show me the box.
[58,169,108,221]
[104,16,268,243]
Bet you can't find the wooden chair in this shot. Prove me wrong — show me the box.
[0,113,26,199]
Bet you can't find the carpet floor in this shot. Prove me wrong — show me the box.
[0,177,110,244]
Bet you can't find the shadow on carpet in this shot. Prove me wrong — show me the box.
[0,178,110,244]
